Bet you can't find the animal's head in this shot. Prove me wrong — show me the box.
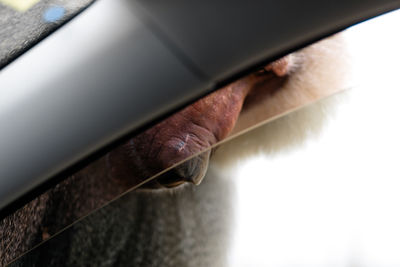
[106,57,293,188]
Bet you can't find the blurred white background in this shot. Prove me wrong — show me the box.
[226,8,400,267]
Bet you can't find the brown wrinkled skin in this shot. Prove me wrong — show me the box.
[108,77,251,185]
[108,61,289,188]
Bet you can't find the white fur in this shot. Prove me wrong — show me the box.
[210,11,400,267]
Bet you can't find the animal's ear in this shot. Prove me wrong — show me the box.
[264,55,293,77]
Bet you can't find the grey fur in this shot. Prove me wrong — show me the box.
[9,167,233,267]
